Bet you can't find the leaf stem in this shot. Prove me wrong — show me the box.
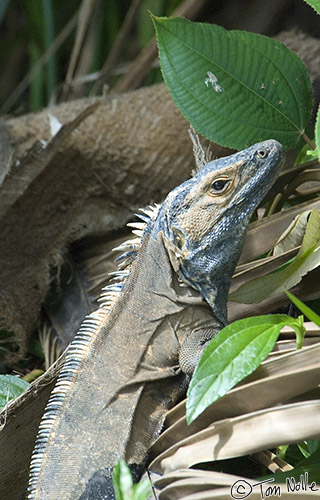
[302,132,316,150]
[291,315,306,350]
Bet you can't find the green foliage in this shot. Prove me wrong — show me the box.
[303,0,320,16]
[294,141,317,165]
[41,0,57,98]
[298,440,320,459]
[153,11,320,473]
[186,315,305,424]
[265,445,320,484]
[315,103,320,162]
[229,209,320,304]
[138,0,164,47]
[286,290,320,326]
[112,459,151,500]
[0,1,191,113]
[264,461,320,485]
[0,375,30,410]
[25,0,57,110]
[152,15,312,150]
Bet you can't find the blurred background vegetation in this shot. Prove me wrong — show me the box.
[0,0,320,116]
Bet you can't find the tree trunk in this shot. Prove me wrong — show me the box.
[0,83,227,349]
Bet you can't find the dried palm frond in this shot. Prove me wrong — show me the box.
[40,233,129,361]
[148,202,320,498]
[150,339,320,455]
[151,468,316,499]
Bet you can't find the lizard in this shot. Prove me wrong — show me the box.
[27,139,284,500]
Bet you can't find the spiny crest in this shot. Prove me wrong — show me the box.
[97,204,160,310]
[27,204,160,499]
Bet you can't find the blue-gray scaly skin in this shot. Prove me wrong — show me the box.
[160,140,283,324]
[27,140,283,500]
[157,139,283,374]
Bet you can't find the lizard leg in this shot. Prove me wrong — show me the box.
[178,323,223,377]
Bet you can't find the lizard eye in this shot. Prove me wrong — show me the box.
[210,179,230,194]
[257,149,268,159]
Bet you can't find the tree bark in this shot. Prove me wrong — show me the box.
[0,83,227,350]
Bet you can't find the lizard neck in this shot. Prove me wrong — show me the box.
[178,207,251,326]
[120,228,209,325]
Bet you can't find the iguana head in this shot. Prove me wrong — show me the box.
[157,139,284,325]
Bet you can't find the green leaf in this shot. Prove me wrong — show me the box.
[230,246,316,303]
[294,142,317,165]
[0,375,30,410]
[186,315,299,424]
[298,440,320,459]
[263,448,320,484]
[273,211,310,256]
[23,369,44,383]
[286,290,320,327]
[112,459,151,500]
[315,103,320,163]
[41,0,57,100]
[229,210,320,304]
[132,479,152,500]
[112,459,133,500]
[304,0,320,16]
[152,16,312,150]
[288,315,305,349]
[300,209,320,252]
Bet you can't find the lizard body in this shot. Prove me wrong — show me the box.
[27,140,283,499]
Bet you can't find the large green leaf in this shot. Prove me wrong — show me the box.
[186,315,302,424]
[304,0,320,16]
[153,16,312,150]
[0,374,29,410]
